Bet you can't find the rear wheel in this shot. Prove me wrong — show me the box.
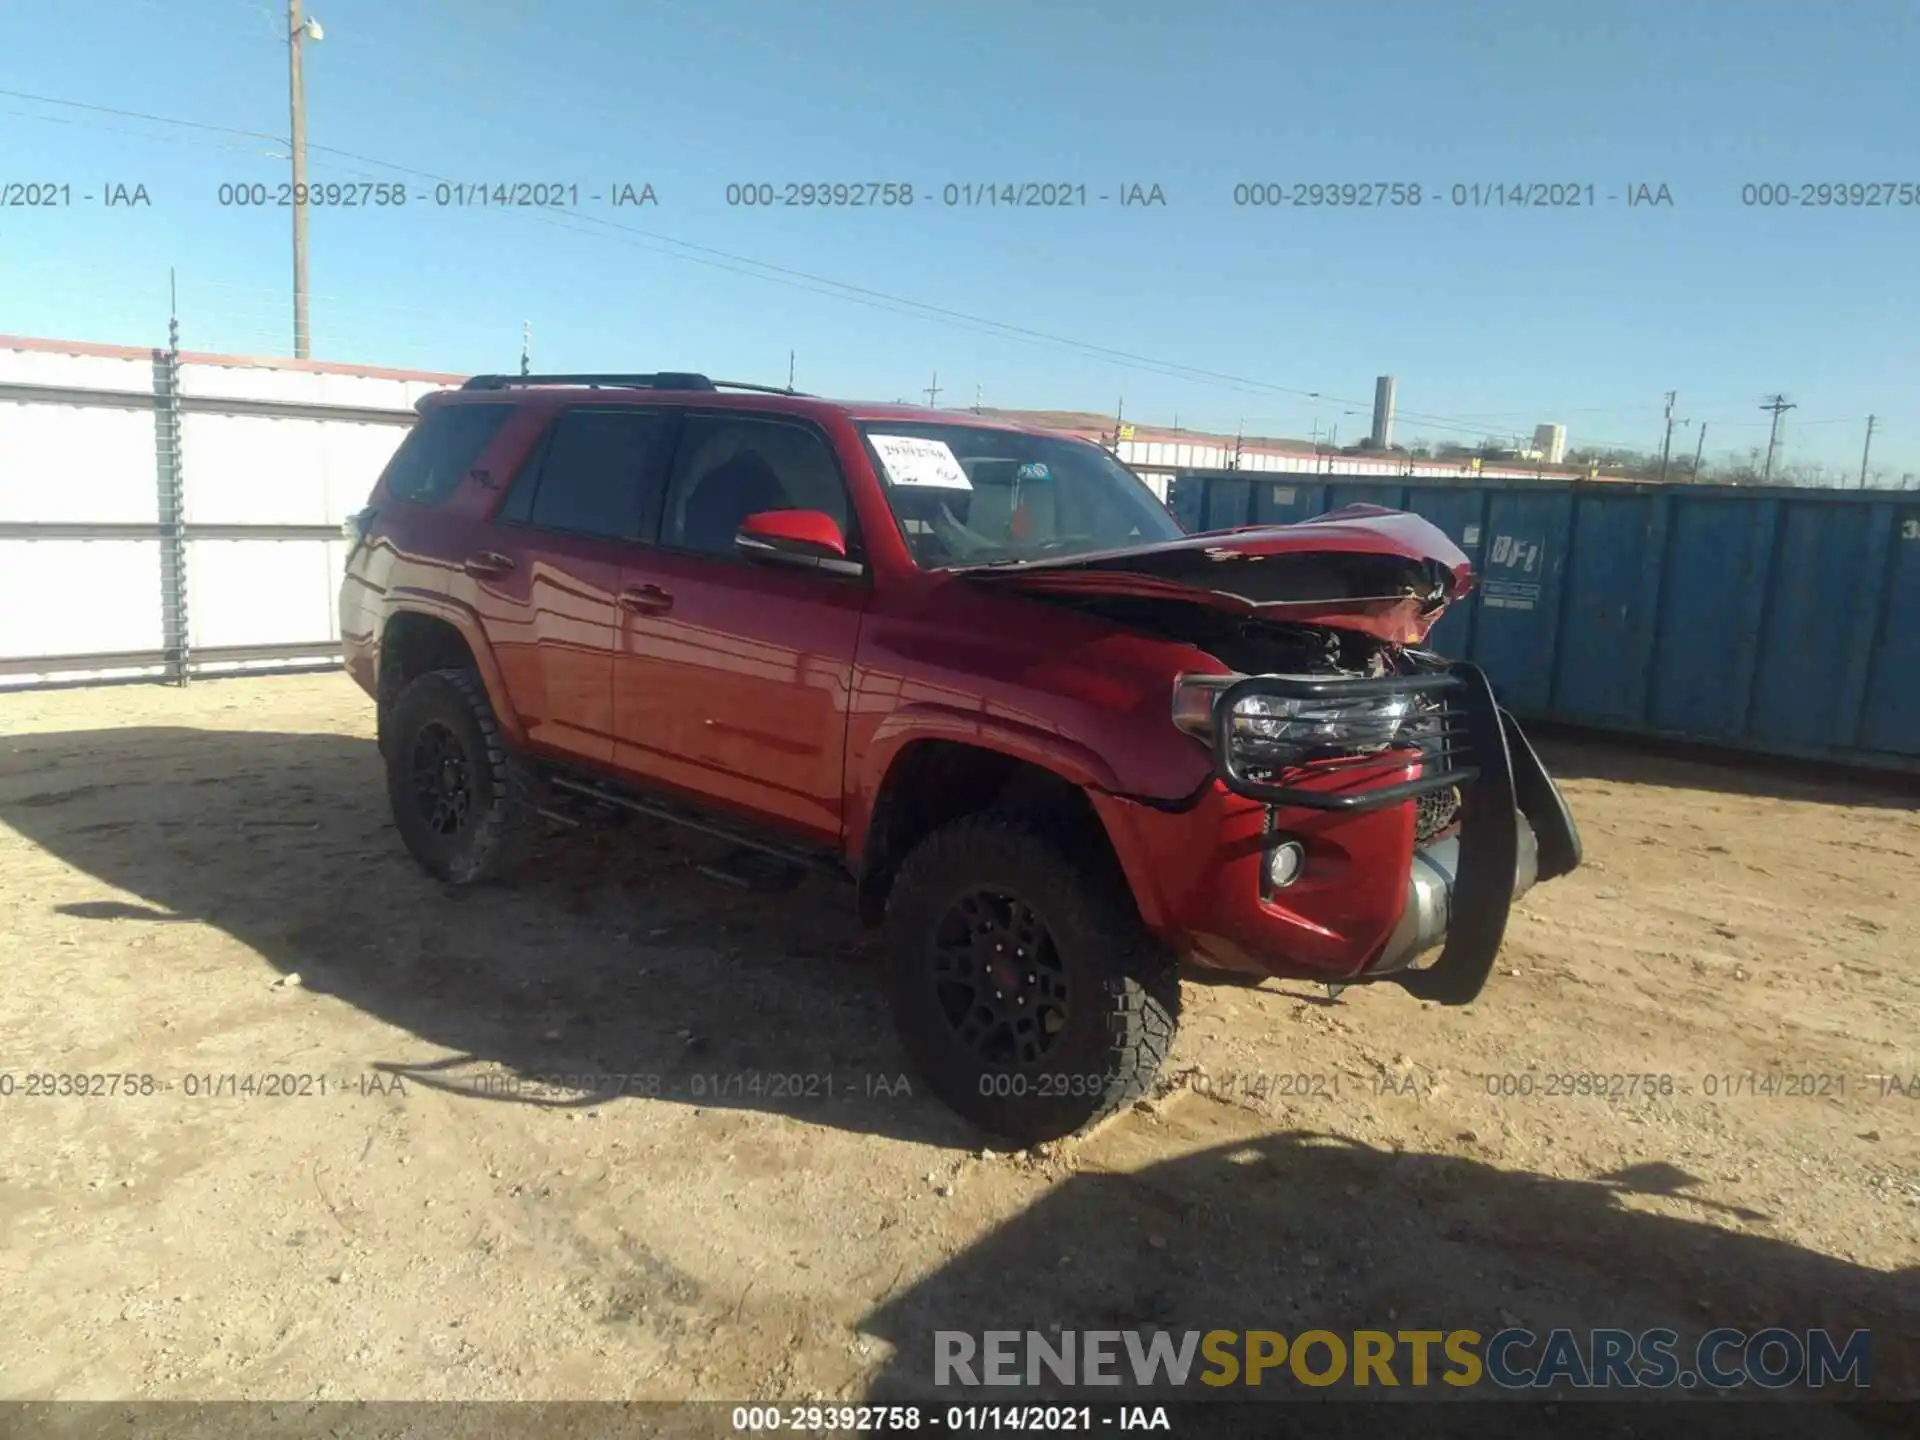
[384,668,536,884]
[885,816,1179,1143]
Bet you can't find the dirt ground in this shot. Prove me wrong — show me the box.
[0,672,1914,1427]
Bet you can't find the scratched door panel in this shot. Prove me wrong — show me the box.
[1249,479,1326,527]
[1647,497,1768,739]
[1201,477,1253,530]
[1467,490,1571,713]
[1553,492,1658,724]
[1747,501,1880,750]
[1857,504,1920,756]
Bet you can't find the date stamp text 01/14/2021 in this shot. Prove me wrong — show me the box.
[5,1068,1915,1103]
[13,178,1920,210]
[0,1069,921,1103]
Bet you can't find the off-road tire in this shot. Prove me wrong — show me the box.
[384,668,537,884]
[885,815,1179,1143]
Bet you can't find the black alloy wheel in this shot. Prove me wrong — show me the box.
[885,815,1180,1144]
[930,887,1071,1068]
[383,668,537,884]
[409,721,473,836]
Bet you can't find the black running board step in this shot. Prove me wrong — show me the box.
[697,847,809,893]
[544,773,846,881]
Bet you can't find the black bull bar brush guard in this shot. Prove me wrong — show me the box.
[1210,663,1582,1005]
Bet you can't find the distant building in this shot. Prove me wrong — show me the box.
[1371,376,1396,449]
[1533,423,1568,465]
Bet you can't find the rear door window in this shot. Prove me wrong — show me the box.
[498,407,673,540]
[380,404,513,505]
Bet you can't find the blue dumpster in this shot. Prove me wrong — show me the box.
[1156,469,1920,772]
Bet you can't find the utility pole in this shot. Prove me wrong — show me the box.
[519,321,530,376]
[1760,394,1796,482]
[1859,414,1877,489]
[785,350,795,393]
[1691,421,1707,481]
[923,370,941,407]
[1657,390,1677,483]
[287,2,322,358]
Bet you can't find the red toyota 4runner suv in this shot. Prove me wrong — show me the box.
[339,373,1581,1142]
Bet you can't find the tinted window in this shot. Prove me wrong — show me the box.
[381,404,512,505]
[661,415,851,557]
[508,408,668,540]
[495,425,552,526]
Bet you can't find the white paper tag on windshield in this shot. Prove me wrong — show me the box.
[870,434,972,490]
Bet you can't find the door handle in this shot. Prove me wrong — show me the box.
[617,584,674,615]
[463,551,516,579]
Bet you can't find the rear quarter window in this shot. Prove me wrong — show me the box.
[380,403,514,505]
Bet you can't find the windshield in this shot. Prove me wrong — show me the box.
[858,422,1183,569]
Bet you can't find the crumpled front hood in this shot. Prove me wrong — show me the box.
[953,504,1475,644]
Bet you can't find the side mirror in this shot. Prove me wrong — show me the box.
[734,509,864,577]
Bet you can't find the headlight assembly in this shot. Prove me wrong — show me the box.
[1173,675,1414,766]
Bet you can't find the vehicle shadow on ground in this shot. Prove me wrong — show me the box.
[856,1126,1919,1433]
[1534,733,1920,813]
[0,724,983,1148]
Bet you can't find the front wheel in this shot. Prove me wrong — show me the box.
[884,816,1179,1144]
[383,668,536,884]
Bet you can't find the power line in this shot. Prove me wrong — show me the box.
[0,102,282,158]
[0,86,431,176]
[0,83,1567,435]
[1,87,1286,391]
[2,82,1909,462]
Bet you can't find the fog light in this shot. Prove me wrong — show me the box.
[1266,841,1305,889]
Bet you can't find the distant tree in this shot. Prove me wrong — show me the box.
[1715,446,1768,486]
[1781,461,1828,487]
[1565,445,1663,480]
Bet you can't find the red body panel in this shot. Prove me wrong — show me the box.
[341,387,1473,980]
[610,545,865,843]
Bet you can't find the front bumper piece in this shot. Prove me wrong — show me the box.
[1210,663,1582,1004]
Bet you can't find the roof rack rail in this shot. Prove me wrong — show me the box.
[712,379,811,397]
[460,373,811,397]
[461,372,718,392]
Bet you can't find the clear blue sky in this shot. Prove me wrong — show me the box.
[2,0,1915,477]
